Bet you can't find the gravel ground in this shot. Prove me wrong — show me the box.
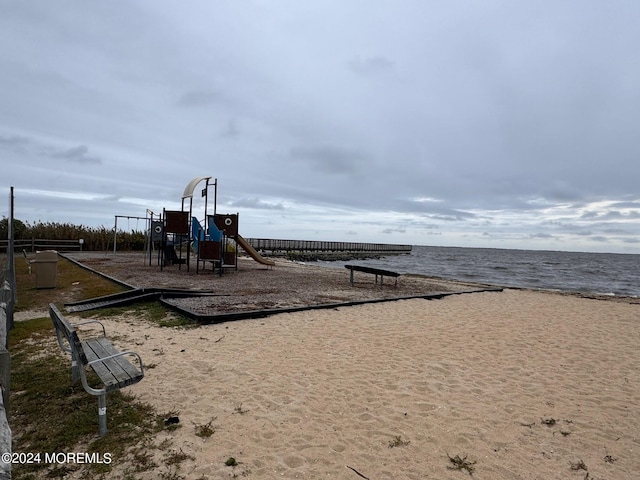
[63,251,494,316]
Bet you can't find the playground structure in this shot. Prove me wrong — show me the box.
[111,177,274,272]
[158,176,274,273]
[112,176,411,270]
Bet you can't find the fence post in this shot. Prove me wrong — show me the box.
[0,283,11,336]
[0,304,10,480]
[0,281,11,404]
[0,304,8,401]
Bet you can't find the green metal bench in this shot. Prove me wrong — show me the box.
[49,303,144,436]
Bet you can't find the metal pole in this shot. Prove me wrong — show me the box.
[113,216,117,255]
[203,177,209,232]
[187,197,193,271]
[98,395,107,436]
[148,213,152,266]
[214,178,217,215]
[8,186,15,331]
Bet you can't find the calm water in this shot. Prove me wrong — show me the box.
[314,245,640,298]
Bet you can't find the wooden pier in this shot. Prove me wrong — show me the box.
[244,238,412,255]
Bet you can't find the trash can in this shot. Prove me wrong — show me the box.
[32,250,58,289]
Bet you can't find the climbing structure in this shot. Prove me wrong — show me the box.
[195,213,238,273]
[160,209,189,269]
[159,176,274,273]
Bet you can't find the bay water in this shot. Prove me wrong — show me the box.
[314,245,640,298]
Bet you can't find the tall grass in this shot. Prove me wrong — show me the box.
[0,217,147,251]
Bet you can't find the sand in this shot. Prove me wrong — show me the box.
[67,288,640,479]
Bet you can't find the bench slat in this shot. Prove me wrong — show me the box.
[83,338,143,391]
[83,340,119,389]
[91,337,143,387]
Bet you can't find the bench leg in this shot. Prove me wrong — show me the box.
[98,395,107,436]
[71,358,80,384]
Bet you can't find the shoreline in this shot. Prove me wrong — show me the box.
[310,246,640,299]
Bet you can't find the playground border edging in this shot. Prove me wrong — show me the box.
[59,252,503,323]
[60,253,138,290]
[160,288,504,324]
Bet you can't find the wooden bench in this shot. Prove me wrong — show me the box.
[49,303,144,436]
[345,264,401,286]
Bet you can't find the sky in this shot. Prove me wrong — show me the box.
[1,1,639,254]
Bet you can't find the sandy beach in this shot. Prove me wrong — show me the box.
[63,284,640,479]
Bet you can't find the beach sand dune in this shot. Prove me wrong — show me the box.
[80,289,640,479]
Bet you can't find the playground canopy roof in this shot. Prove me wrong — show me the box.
[182,176,212,199]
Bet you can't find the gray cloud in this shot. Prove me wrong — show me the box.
[382,227,406,235]
[0,134,31,150]
[51,145,101,165]
[529,233,555,240]
[1,1,639,253]
[348,55,394,75]
[289,145,369,175]
[176,90,221,108]
[229,197,285,210]
[222,119,240,138]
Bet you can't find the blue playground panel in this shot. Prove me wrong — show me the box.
[191,216,223,252]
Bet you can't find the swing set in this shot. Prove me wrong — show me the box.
[111,209,160,265]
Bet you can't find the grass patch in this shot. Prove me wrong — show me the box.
[234,402,249,415]
[163,448,195,466]
[447,454,476,476]
[84,302,196,328]
[194,418,216,438]
[14,253,195,328]
[14,255,128,313]
[570,459,588,471]
[9,317,167,478]
[388,435,410,448]
[8,316,52,345]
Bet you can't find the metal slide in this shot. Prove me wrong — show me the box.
[236,234,276,266]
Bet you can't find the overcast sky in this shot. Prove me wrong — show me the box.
[1,1,639,253]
